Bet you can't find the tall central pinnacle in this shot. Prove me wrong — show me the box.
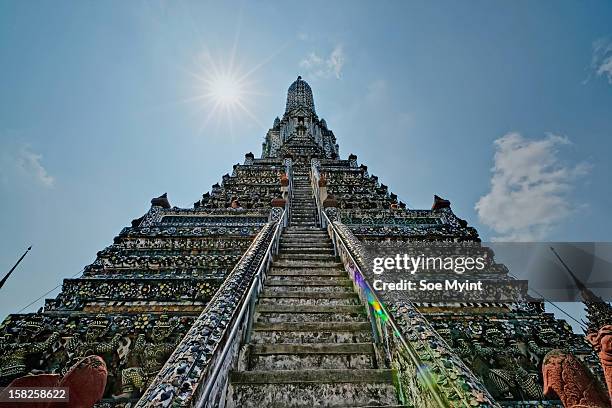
[262,76,338,159]
[285,75,316,115]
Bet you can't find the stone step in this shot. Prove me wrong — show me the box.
[284,227,325,232]
[253,322,372,332]
[277,242,332,248]
[227,370,398,407]
[250,322,373,344]
[247,343,376,370]
[265,285,353,294]
[280,237,329,243]
[280,243,333,249]
[266,273,352,286]
[273,259,343,268]
[266,279,352,287]
[259,291,360,306]
[281,231,331,243]
[283,227,325,231]
[280,241,329,246]
[255,313,367,324]
[277,253,338,261]
[282,231,327,236]
[255,305,368,323]
[268,268,346,276]
[251,342,375,355]
[256,304,362,314]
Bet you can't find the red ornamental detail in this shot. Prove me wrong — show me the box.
[271,197,286,208]
[318,175,327,187]
[542,349,610,408]
[587,325,612,404]
[280,173,289,187]
[4,355,107,408]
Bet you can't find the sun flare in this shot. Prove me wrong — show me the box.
[208,74,243,106]
[186,53,265,134]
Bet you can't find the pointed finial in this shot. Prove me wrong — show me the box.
[297,75,302,80]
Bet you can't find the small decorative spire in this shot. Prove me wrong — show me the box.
[431,195,451,210]
[151,193,171,209]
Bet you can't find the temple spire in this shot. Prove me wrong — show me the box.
[285,75,316,115]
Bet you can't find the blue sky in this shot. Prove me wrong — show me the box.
[1,1,611,328]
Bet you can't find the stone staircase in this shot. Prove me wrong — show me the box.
[226,166,401,407]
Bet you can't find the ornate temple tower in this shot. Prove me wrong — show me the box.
[262,76,339,160]
[0,77,609,408]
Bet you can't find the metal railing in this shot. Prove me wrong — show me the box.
[309,160,498,408]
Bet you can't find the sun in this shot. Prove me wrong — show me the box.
[209,74,243,106]
[186,54,264,134]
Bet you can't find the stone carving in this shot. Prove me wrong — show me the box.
[0,323,59,381]
[542,349,610,408]
[3,355,107,408]
[587,325,612,403]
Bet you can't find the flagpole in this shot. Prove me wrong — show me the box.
[0,246,32,290]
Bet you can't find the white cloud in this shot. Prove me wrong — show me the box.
[591,37,612,84]
[300,44,345,79]
[475,133,590,241]
[17,145,55,188]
